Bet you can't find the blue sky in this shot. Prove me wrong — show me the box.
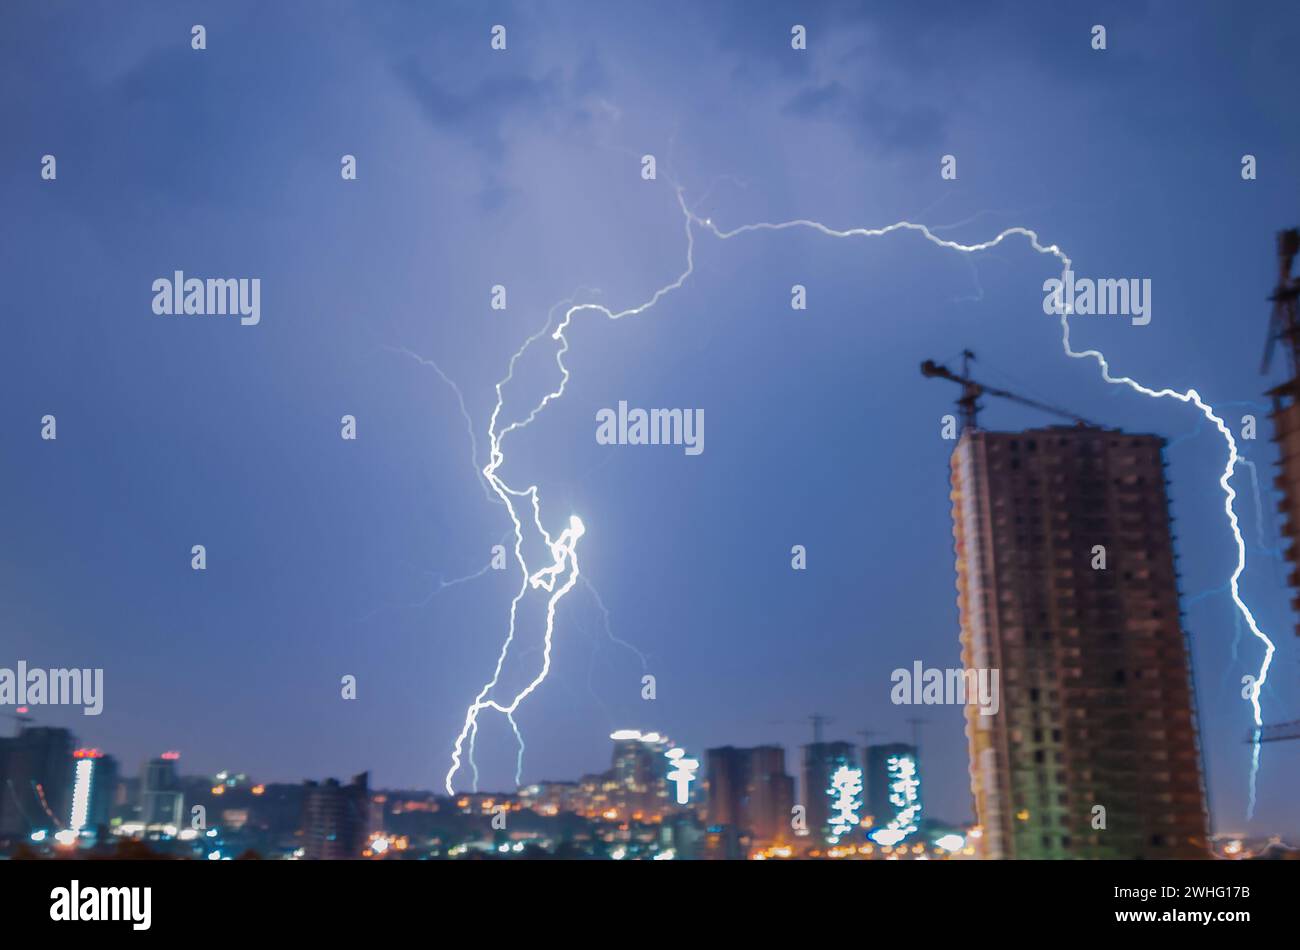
[2,0,1299,835]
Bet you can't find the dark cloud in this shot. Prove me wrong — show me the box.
[783,80,946,152]
[394,60,563,160]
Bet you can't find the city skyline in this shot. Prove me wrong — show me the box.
[0,716,1130,859]
[8,712,1288,862]
[2,0,1299,845]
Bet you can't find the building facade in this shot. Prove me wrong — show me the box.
[704,744,795,856]
[0,726,74,837]
[864,743,922,840]
[949,426,1209,859]
[70,749,119,835]
[801,741,858,846]
[139,754,184,829]
[302,772,369,859]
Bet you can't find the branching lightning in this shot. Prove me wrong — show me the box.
[434,182,1275,817]
[582,575,649,671]
[388,345,500,507]
[693,207,1276,817]
[442,195,697,795]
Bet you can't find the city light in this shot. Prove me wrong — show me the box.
[69,757,93,834]
[664,748,699,805]
[828,766,863,837]
[870,753,922,846]
[870,828,907,847]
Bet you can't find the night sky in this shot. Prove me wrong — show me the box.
[2,1,1298,836]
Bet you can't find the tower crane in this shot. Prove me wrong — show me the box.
[1247,719,1300,744]
[920,349,1095,429]
[809,714,834,745]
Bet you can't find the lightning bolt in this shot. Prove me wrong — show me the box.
[439,182,1275,818]
[1053,276,1276,820]
[582,575,650,671]
[443,197,697,795]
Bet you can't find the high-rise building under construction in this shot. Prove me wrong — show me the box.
[1261,228,1300,632]
[948,425,1209,858]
